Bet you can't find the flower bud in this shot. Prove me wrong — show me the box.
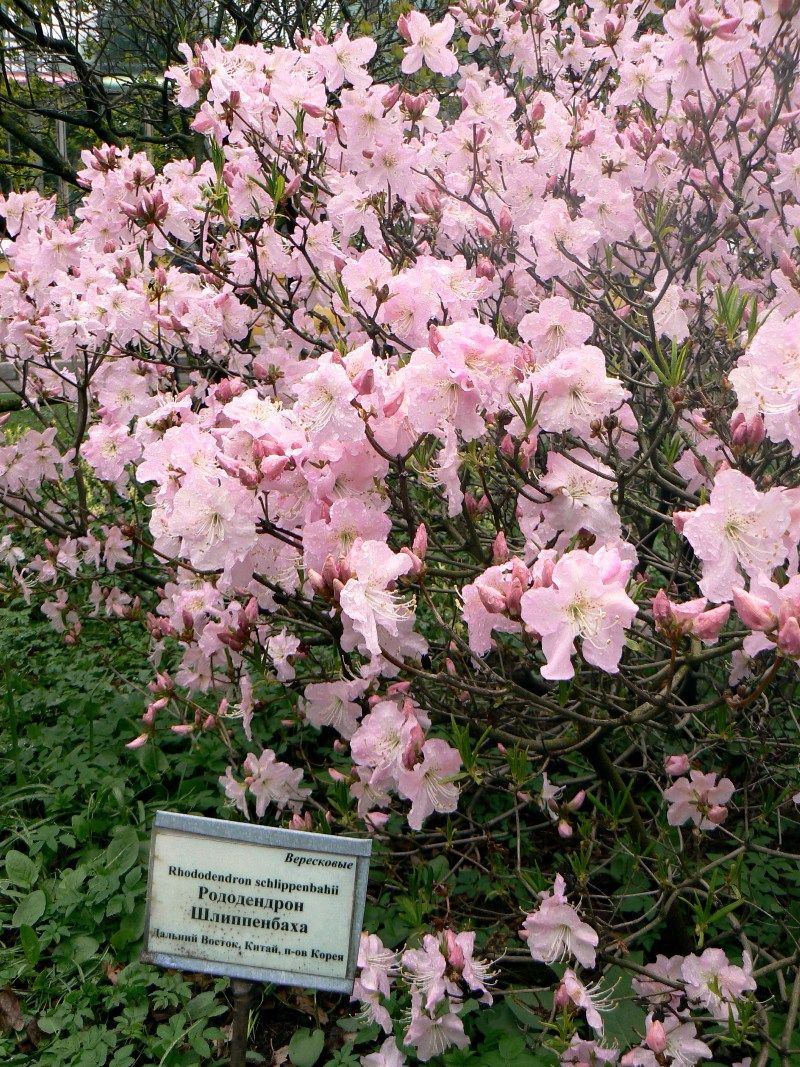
[478,583,507,614]
[665,753,691,775]
[645,1018,668,1054]
[492,531,510,564]
[691,603,730,643]
[382,84,402,110]
[777,616,800,657]
[732,587,775,631]
[412,523,428,559]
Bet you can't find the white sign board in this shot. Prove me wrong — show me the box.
[142,811,372,993]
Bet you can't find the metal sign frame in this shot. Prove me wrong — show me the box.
[141,811,372,993]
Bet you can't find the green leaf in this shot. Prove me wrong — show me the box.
[12,889,46,928]
[103,827,140,875]
[19,924,41,964]
[5,849,39,887]
[63,934,100,966]
[289,1027,325,1067]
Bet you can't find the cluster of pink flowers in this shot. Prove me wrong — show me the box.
[1,0,798,1059]
[663,759,736,830]
[349,694,461,831]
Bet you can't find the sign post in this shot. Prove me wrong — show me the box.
[142,811,372,1063]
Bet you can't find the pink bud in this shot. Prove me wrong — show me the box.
[126,733,150,750]
[691,604,730,644]
[777,616,800,657]
[645,1019,668,1054]
[478,583,507,614]
[261,455,289,479]
[328,768,346,782]
[445,930,466,970]
[747,414,765,447]
[497,206,513,234]
[382,84,402,109]
[283,174,301,199]
[566,789,586,812]
[707,805,728,825]
[732,587,775,631]
[475,255,496,279]
[506,577,524,618]
[171,723,194,735]
[492,531,510,564]
[412,523,428,559]
[665,754,691,775]
[652,588,673,624]
[715,16,741,36]
[554,982,570,1009]
[557,819,573,839]
[396,14,411,41]
[307,569,326,596]
[400,546,425,579]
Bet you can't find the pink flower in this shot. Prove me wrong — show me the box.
[237,750,310,817]
[461,559,527,655]
[729,313,800,455]
[294,358,365,445]
[524,448,621,550]
[166,473,259,572]
[401,934,448,1011]
[562,1037,619,1065]
[679,469,791,602]
[350,698,426,790]
[519,874,599,970]
[558,970,616,1034]
[520,546,638,680]
[631,954,685,1009]
[681,949,756,1020]
[301,679,366,739]
[397,738,461,830]
[360,1038,406,1067]
[621,1015,711,1067]
[399,13,458,77]
[266,629,301,682]
[355,932,398,998]
[522,346,627,440]
[444,930,495,1003]
[313,27,377,91]
[338,539,417,659]
[403,997,469,1062]
[220,766,249,817]
[518,296,593,363]
[664,771,735,830]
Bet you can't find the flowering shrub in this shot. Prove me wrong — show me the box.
[2,0,800,1061]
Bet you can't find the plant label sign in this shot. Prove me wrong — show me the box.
[142,811,372,993]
